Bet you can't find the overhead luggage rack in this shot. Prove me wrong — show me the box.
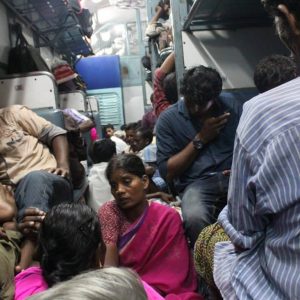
[183,0,273,31]
[1,0,93,56]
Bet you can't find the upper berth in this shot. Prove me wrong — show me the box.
[183,0,272,31]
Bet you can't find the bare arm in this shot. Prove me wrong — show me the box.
[160,51,175,74]
[78,119,94,133]
[153,52,175,116]
[166,113,230,180]
[49,135,70,178]
[103,244,119,267]
[150,5,164,24]
[166,142,199,181]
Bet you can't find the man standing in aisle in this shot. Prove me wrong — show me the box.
[214,1,300,298]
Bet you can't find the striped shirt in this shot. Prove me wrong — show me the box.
[215,77,300,299]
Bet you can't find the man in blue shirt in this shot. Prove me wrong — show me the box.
[156,66,244,247]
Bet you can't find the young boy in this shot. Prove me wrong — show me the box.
[87,139,116,211]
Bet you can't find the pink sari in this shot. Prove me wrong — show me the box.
[14,266,163,300]
[119,202,203,300]
[14,266,47,300]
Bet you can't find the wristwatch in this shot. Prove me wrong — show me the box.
[193,136,205,150]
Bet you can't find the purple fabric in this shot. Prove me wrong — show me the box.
[118,205,149,250]
[63,108,88,125]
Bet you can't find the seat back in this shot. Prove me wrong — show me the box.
[33,108,65,129]
[0,72,58,109]
[59,91,87,111]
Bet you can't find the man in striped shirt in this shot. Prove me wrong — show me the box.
[214,1,300,298]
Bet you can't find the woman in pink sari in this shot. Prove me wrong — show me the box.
[99,153,203,300]
[14,203,162,300]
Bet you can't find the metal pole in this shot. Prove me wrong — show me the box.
[135,8,147,109]
[170,0,188,96]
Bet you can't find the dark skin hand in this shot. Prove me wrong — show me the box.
[197,112,230,143]
[17,208,46,236]
[79,119,95,133]
[146,191,175,204]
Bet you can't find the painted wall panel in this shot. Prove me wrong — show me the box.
[75,55,122,90]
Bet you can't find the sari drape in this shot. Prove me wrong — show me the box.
[119,202,203,300]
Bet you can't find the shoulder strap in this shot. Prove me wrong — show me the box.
[14,24,29,47]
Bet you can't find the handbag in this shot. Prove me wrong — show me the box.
[7,26,50,74]
[76,9,93,38]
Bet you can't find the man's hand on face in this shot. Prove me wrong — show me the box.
[197,112,230,143]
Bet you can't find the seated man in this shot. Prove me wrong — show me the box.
[156,66,242,247]
[0,105,73,270]
[132,127,155,161]
[124,122,139,153]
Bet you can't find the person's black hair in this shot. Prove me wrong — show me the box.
[158,0,170,6]
[38,203,101,287]
[106,154,145,182]
[136,127,153,145]
[157,0,170,20]
[254,54,297,93]
[180,65,222,106]
[141,55,151,71]
[89,138,116,163]
[262,0,300,21]
[120,124,127,131]
[125,122,139,131]
[163,72,178,104]
[105,123,114,130]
